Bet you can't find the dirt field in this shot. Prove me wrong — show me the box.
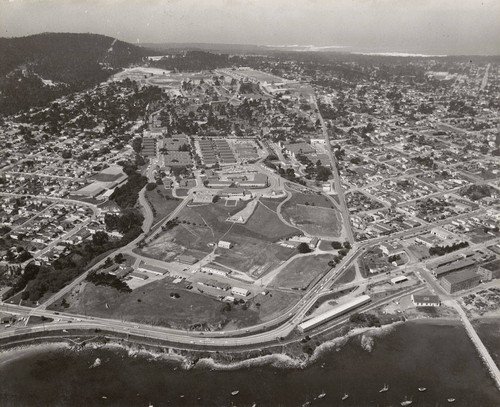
[281,203,343,237]
[272,254,332,290]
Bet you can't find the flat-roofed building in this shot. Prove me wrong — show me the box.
[477,259,500,281]
[432,257,476,278]
[130,272,149,281]
[220,188,251,198]
[201,263,231,277]
[138,263,169,276]
[199,279,231,291]
[391,275,408,285]
[177,254,198,265]
[441,270,480,294]
[239,173,268,188]
[218,240,232,249]
[283,142,315,157]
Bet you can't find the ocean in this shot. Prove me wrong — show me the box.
[0,321,499,407]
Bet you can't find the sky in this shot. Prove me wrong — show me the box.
[1,0,499,55]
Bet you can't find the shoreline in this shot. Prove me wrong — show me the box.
[0,316,469,371]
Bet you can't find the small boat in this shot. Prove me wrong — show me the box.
[318,392,326,399]
[342,393,349,401]
[447,399,456,403]
[231,390,240,396]
[379,384,389,393]
[400,396,413,406]
[418,387,427,392]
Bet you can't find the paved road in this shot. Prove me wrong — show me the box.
[310,94,354,244]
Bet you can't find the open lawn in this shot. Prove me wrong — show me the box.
[318,240,335,251]
[281,203,342,238]
[56,280,300,330]
[243,201,299,242]
[175,188,190,197]
[145,186,181,224]
[273,254,332,290]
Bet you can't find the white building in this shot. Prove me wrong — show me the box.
[231,287,250,297]
[201,264,231,277]
[218,240,232,249]
[390,275,408,285]
[411,294,440,307]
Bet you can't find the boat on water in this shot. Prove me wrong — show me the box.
[341,393,349,401]
[400,396,413,406]
[418,387,427,392]
[231,390,240,396]
[379,384,389,393]
[448,398,456,403]
[318,392,326,399]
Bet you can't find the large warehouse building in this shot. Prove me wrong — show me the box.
[298,295,371,332]
[441,270,481,294]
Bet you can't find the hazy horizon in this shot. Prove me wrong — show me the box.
[1,0,499,55]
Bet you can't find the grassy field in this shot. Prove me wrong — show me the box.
[215,233,295,277]
[139,201,248,261]
[334,264,357,285]
[318,240,334,251]
[140,199,298,276]
[57,280,300,330]
[273,254,332,290]
[243,201,299,242]
[145,186,181,224]
[175,188,190,197]
[285,191,335,208]
[281,203,343,237]
[259,197,287,212]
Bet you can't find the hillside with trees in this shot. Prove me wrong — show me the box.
[0,33,150,114]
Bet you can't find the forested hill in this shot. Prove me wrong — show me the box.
[0,33,149,115]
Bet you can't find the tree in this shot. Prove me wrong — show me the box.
[131,137,142,153]
[92,231,109,246]
[331,241,343,250]
[114,253,125,264]
[297,243,311,253]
